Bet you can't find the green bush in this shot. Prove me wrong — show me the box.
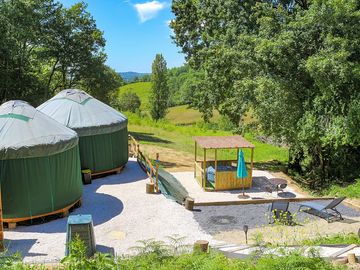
[326,179,360,198]
[1,237,345,269]
[302,233,360,246]
[115,92,141,113]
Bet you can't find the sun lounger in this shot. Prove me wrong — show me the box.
[298,197,345,222]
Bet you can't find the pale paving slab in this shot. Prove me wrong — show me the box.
[172,171,303,204]
[216,243,360,259]
[4,159,213,263]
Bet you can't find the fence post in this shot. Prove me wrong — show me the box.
[155,153,159,193]
[136,144,140,158]
[0,186,4,251]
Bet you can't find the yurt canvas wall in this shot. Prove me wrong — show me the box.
[38,89,128,173]
[0,101,82,220]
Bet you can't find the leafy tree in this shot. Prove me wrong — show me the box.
[116,92,141,113]
[171,0,360,186]
[79,63,124,103]
[0,0,118,106]
[150,54,169,120]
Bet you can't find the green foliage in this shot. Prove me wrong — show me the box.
[130,239,169,257]
[150,54,169,121]
[129,74,151,83]
[167,65,204,108]
[61,235,117,270]
[127,112,288,164]
[302,233,360,246]
[113,92,141,113]
[0,237,344,269]
[171,0,360,187]
[252,250,341,270]
[118,82,152,113]
[0,0,122,106]
[326,179,360,198]
[0,252,22,269]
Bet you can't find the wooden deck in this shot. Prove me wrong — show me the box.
[194,197,334,206]
[91,165,124,178]
[4,198,82,229]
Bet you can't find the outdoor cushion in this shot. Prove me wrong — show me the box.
[207,166,215,182]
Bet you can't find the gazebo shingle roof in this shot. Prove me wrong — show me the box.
[193,135,255,149]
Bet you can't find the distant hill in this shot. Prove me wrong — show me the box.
[119,71,150,82]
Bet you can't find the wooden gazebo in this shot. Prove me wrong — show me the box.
[193,135,255,191]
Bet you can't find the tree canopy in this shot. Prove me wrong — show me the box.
[150,54,170,121]
[0,0,123,105]
[171,0,360,186]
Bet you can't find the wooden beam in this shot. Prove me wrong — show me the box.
[194,141,197,178]
[203,148,207,188]
[155,153,159,193]
[250,148,254,186]
[193,197,335,206]
[214,149,218,172]
[330,244,357,258]
[0,186,4,251]
[4,198,81,224]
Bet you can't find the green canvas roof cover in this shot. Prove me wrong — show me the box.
[0,100,78,160]
[37,89,128,137]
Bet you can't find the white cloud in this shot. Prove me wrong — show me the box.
[134,1,167,23]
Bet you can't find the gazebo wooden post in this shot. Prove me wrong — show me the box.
[0,186,4,251]
[250,147,254,179]
[214,149,218,172]
[194,141,197,178]
[203,148,207,188]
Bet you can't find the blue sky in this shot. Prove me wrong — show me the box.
[60,0,184,73]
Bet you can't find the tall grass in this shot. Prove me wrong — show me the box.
[127,113,288,164]
[326,179,360,198]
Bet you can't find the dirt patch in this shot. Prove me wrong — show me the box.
[138,144,194,172]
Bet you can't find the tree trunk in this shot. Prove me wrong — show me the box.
[45,58,59,100]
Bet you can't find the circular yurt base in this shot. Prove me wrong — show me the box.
[3,198,82,229]
[91,165,125,179]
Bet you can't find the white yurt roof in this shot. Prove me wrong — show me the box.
[37,89,128,137]
[0,100,78,160]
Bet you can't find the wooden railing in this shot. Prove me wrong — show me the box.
[128,135,159,193]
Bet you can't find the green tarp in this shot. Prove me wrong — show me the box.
[38,89,129,172]
[37,89,128,137]
[0,101,78,160]
[79,128,128,172]
[0,145,82,219]
[0,101,83,219]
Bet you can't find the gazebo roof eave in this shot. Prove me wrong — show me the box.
[193,135,255,150]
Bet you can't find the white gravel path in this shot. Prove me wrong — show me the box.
[4,158,213,263]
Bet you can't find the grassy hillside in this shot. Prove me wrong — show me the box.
[119,82,288,166]
[127,113,288,164]
[166,105,220,125]
[118,83,219,124]
[118,82,151,111]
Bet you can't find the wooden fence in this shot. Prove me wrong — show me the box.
[128,135,159,193]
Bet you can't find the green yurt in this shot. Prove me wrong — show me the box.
[0,100,82,221]
[38,89,128,173]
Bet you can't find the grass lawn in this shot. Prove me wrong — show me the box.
[127,113,288,164]
[166,105,220,125]
[326,179,360,198]
[118,82,152,111]
[118,83,220,124]
[119,82,288,166]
